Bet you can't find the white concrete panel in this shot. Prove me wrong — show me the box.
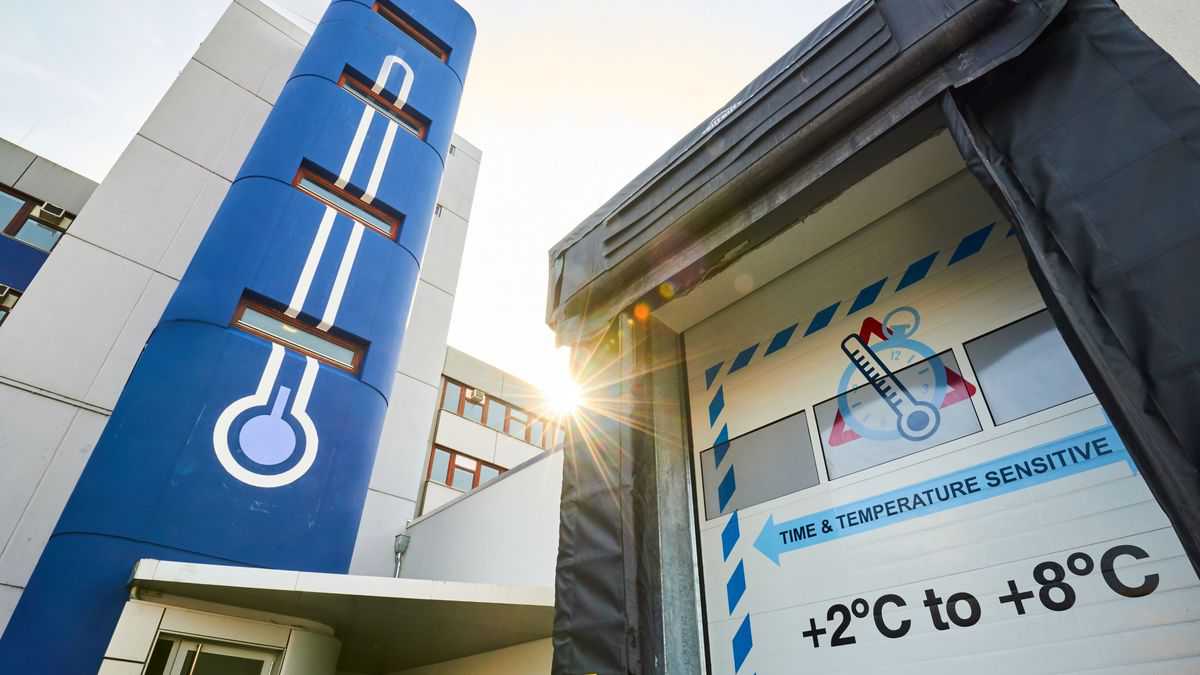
[0,407,106,588]
[13,158,97,214]
[1122,1,1200,79]
[279,629,341,675]
[0,237,151,402]
[98,659,144,675]
[421,482,464,514]
[69,136,228,275]
[499,374,541,412]
[86,273,177,409]
[0,583,19,637]
[139,60,272,181]
[493,434,541,470]
[105,601,165,662]
[389,638,551,675]
[157,170,229,279]
[372,373,439,501]
[396,281,454,388]
[434,413,497,463]
[435,146,481,221]
[195,1,305,105]
[419,207,468,295]
[405,452,562,587]
[160,606,291,648]
[443,347,503,396]
[0,138,35,186]
[448,134,483,163]
[349,489,416,577]
[0,388,80,575]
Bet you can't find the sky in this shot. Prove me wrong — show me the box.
[0,0,847,396]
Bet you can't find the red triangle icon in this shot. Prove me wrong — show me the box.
[828,317,977,447]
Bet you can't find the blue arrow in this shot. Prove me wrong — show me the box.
[751,424,1134,566]
[754,514,783,565]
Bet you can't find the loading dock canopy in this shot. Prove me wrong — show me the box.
[545,0,1064,340]
[546,0,1200,673]
[130,559,554,673]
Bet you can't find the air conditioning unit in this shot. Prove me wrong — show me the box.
[31,202,68,228]
[465,388,485,405]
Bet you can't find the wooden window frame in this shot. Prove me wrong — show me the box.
[0,183,69,238]
[440,378,466,415]
[439,377,556,447]
[0,285,19,327]
[231,296,366,373]
[338,69,429,140]
[427,445,504,490]
[373,1,451,63]
[292,165,403,240]
[0,185,36,237]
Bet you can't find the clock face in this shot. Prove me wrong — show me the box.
[837,338,947,441]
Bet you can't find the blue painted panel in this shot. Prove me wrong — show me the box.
[292,1,466,157]
[0,0,473,669]
[161,179,421,392]
[54,322,384,570]
[0,236,47,290]
[337,0,477,82]
[235,79,443,260]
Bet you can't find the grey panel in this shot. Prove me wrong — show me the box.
[966,311,1092,425]
[700,411,819,520]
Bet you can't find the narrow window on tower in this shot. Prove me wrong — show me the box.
[339,68,429,140]
[231,296,366,373]
[292,163,404,240]
[373,1,451,63]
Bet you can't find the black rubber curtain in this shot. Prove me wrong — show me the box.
[943,0,1200,575]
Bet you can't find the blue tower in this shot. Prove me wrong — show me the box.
[0,1,474,671]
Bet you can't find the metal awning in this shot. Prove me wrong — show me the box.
[545,0,1065,342]
[130,559,554,673]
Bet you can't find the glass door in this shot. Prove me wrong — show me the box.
[145,636,277,675]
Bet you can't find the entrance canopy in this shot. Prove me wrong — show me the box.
[130,559,554,673]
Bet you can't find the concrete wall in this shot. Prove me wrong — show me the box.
[409,347,550,519]
[402,450,562,588]
[388,638,550,675]
[348,141,482,577]
[0,139,96,214]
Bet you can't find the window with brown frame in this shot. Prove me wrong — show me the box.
[231,296,366,373]
[440,377,558,447]
[292,164,404,240]
[373,1,451,63]
[338,68,429,140]
[0,285,21,326]
[427,445,503,492]
[0,184,72,253]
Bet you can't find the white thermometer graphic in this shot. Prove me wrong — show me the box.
[840,334,940,441]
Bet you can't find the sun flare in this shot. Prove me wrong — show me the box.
[543,375,582,416]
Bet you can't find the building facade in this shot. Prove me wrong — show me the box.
[0,138,97,326]
[545,1,1200,674]
[0,1,559,673]
[420,347,565,515]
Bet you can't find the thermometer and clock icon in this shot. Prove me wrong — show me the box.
[836,306,948,443]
